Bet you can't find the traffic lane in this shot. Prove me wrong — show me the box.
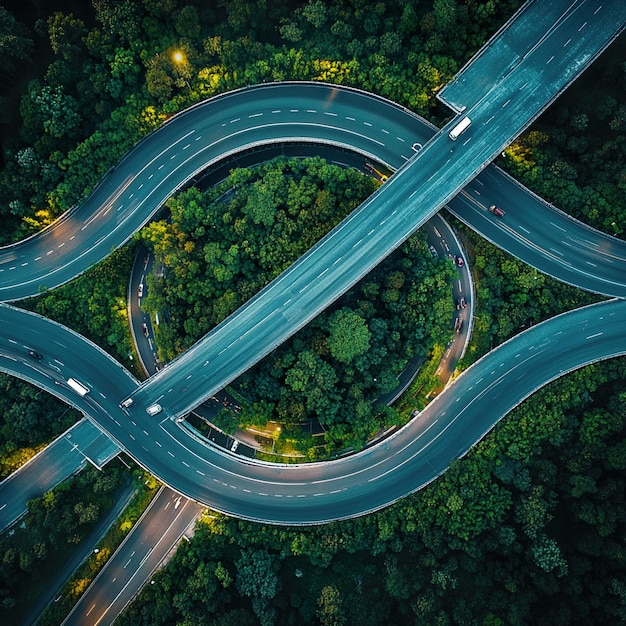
[426,212,472,372]
[460,164,626,279]
[130,248,159,376]
[136,297,626,527]
[62,488,202,626]
[447,191,626,298]
[438,0,607,110]
[0,116,415,302]
[416,309,626,474]
[0,420,99,530]
[0,83,427,301]
[0,304,139,410]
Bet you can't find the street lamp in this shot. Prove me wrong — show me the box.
[171,50,190,90]
[271,426,281,454]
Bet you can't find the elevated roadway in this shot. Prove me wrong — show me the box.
[0,418,119,531]
[0,0,623,525]
[128,0,626,420]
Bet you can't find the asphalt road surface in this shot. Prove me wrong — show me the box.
[0,419,119,531]
[0,0,622,526]
[61,487,202,626]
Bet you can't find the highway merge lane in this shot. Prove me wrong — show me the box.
[0,419,119,531]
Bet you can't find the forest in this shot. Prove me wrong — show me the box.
[139,157,455,454]
[0,0,623,625]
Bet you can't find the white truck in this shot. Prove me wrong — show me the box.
[67,377,90,397]
[449,116,471,141]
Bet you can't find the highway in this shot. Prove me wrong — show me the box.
[61,487,202,626]
[0,0,622,527]
[128,0,626,420]
[0,419,119,531]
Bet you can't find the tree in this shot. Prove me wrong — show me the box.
[0,6,33,79]
[327,308,371,364]
[317,584,347,626]
[30,83,81,139]
[235,548,281,600]
[47,12,86,61]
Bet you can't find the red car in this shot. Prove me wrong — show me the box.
[489,205,505,217]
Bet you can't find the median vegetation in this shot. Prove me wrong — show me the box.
[139,156,456,455]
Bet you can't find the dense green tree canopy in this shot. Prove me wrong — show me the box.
[140,156,455,453]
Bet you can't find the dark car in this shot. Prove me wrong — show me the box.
[456,255,464,267]
[28,349,42,361]
[489,204,505,217]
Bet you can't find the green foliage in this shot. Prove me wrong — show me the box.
[0,6,33,79]
[141,157,455,452]
[0,376,80,478]
[0,2,622,624]
[0,465,127,624]
[235,548,281,600]
[327,308,371,364]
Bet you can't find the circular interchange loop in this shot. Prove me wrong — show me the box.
[0,76,625,524]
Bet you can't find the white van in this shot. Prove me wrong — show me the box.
[146,403,162,416]
[67,378,90,397]
[449,116,471,141]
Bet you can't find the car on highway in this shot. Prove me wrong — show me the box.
[146,403,162,416]
[231,439,239,452]
[456,255,464,267]
[489,204,505,217]
[138,283,144,298]
[120,397,134,409]
[142,323,149,337]
[429,245,438,258]
[27,349,42,361]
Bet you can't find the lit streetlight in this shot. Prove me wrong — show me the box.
[271,426,281,454]
[171,50,190,90]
